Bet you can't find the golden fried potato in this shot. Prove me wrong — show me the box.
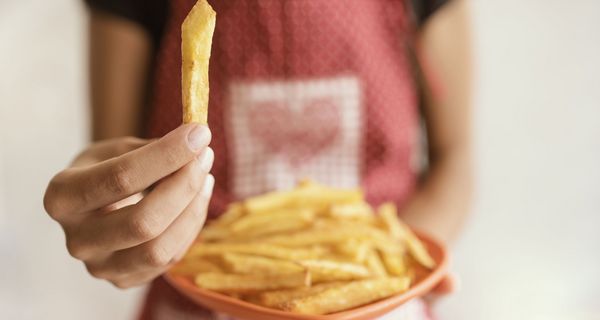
[244,182,362,214]
[170,258,222,276]
[281,277,410,315]
[181,0,216,124]
[170,181,439,315]
[186,243,327,261]
[334,239,371,263]
[195,272,310,293]
[379,250,407,277]
[365,250,388,277]
[258,282,343,308]
[298,259,372,282]
[229,208,315,236]
[378,203,436,269]
[221,253,304,275]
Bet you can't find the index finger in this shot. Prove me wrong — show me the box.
[49,124,211,216]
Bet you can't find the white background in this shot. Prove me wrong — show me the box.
[1,0,599,319]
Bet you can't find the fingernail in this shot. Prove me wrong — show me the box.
[187,125,211,152]
[198,148,214,172]
[202,174,215,198]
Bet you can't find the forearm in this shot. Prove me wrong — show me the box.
[88,10,153,141]
[402,149,472,243]
[402,0,473,243]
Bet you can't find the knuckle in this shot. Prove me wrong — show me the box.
[127,215,161,242]
[122,136,141,146]
[189,202,208,223]
[107,162,135,195]
[164,149,182,168]
[43,172,70,218]
[66,238,87,260]
[112,280,132,289]
[85,264,109,280]
[185,172,204,195]
[143,244,172,268]
[43,189,60,219]
[119,137,144,154]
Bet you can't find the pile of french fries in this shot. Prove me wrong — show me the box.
[171,181,436,315]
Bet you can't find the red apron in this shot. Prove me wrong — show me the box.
[141,1,425,318]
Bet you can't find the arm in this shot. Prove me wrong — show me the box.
[402,0,473,243]
[89,10,153,140]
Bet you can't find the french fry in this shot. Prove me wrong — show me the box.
[259,282,343,308]
[378,203,436,269]
[333,239,371,264]
[177,182,439,314]
[181,0,216,124]
[263,229,352,247]
[221,253,304,275]
[295,178,315,188]
[244,182,363,214]
[378,203,405,239]
[379,250,407,277]
[199,203,247,241]
[199,224,231,242]
[282,277,410,315]
[214,203,245,226]
[170,258,222,276]
[186,243,327,261]
[236,219,314,239]
[243,190,294,215]
[298,260,371,282]
[365,250,388,277]
[329,202,375,221]
[277,220,403,254]
[230,208,315,235]
[301,185,363,207]
[195,272,310,293]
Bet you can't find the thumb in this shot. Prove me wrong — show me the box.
[432,273,458,295]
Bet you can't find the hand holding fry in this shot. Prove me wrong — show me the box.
[43,125,215,288]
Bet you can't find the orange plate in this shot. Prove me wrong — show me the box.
[164,231,448,320]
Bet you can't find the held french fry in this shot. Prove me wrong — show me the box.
[282,277,410,315]
[195,272,310,293]
[181,0,216,124]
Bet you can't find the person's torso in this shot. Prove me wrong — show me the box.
[141,2,428,319]
[147,0,421,219]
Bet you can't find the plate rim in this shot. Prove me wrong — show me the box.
[164,230,448,320]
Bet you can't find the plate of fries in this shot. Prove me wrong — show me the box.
[166,180,448,320]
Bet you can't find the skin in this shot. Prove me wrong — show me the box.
[43,1,471,292]
[404,0,473,244]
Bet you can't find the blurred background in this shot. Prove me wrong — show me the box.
[1,0,599,319]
